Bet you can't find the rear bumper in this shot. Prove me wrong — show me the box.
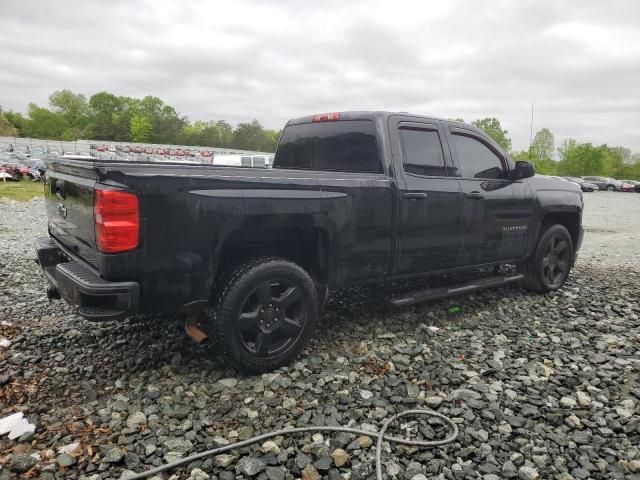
[35,236,139,321]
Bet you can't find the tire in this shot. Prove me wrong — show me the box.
[521,224,574,293]
[607,185,615,191]
[208,257,319,373]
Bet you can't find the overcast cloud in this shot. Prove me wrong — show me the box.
[1,0,639,152]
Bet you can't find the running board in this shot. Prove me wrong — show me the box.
[389,274,524,307]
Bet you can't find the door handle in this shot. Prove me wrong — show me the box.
[403,192,428,200]
[465,191,483,200]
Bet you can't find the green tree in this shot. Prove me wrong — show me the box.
[87,92,132,141]
[471,117,512,151]
[0,112,18,136]
[49,89,89,139]
[603,146,631,179]
[556,141,606,176]
[130,115,152,143]
[1,109,27,136]
[23,103,67,139]
[216,120,234,147]
[532,128,555,162]
[232,120,267,150]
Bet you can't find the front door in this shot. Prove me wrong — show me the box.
[390,117,463,274]
[446,126,533,265]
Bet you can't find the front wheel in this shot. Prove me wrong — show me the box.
[521,224,574,293]
[607,185,615,191]
[208,257,319,373]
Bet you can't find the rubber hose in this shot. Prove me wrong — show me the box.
[125,409,458,480]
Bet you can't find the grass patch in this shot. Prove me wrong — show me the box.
[0,180,45,202]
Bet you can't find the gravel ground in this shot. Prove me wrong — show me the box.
[0,192,639,480]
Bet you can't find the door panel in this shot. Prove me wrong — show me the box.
[389,117,463,274]
[457,179,532,264]
[398,177,463,272]
[447,127,533,264]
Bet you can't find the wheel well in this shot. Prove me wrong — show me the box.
[541,212,581,248]
[215,226,329,285]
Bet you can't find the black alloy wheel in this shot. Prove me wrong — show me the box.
[237,279,307,357]
[540,233,572,289]
[521,224,574,293]
[209,257,319,373]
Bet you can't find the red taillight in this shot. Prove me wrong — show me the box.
[94,188,139,253]
[311,112,340,122]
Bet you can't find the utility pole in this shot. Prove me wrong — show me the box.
[529,101,534,161]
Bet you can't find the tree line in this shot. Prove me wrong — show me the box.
[0,90,280,152]
[1,90,639,178]
[457,117,640,180]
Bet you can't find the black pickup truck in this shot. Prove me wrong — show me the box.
[36,111,584,372]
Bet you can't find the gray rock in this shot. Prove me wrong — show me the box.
[190,468,211,480]
[56,453,76,467]
[450,388,481,402]
[103,447,125,463]
[145,444,157,456]
[10,454,37,472]
[313,455,333,471]
[425,396,444,408]
[126,411,147,429]
[214,454,236,468]
[360,389,373,400]
[163,438,193,453]
[518,466,540,480]
[470,428,489,442]
[265,466,286,480]
[236,456,265,476]
[302,465,321,480]
[218,378,238,388]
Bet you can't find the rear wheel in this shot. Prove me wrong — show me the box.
[607,185,615,191]
[208,257,318,373]
[522,224,574,293]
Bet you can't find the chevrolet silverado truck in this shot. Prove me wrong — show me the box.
[35,111,584,372]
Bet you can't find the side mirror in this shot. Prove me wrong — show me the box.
[511,160,535,180]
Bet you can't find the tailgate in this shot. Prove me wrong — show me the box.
[45,159,99,267]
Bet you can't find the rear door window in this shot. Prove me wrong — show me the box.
[275,120,382,173]
[399,127,446,176]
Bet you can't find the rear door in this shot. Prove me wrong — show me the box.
[389,116,463,274]
[445,126,533,265]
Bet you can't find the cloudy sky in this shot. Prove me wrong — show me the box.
[1,0,639,152]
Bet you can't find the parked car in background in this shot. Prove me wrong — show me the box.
[621,180,640,192]
[31,145,46,157]
[582,176,622,191]
[23,158,46,175]
[562,176,599,192]
[620,181,635,192]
